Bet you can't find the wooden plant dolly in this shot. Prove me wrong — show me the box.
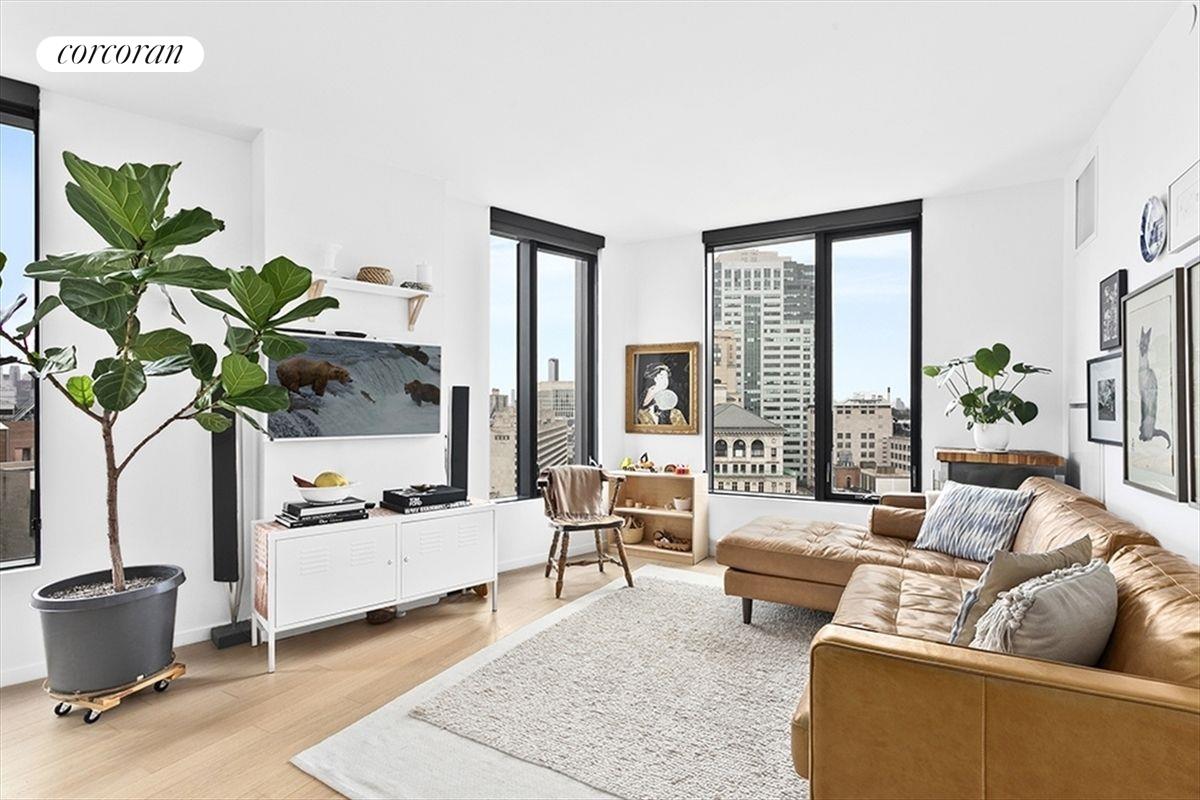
[44,660,185,725]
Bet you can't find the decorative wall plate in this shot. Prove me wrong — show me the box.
[1140,195,1167,262]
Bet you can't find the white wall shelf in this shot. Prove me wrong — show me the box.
[307,276,433,330]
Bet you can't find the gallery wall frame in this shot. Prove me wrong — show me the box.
[1169,160,1199,253]
[1121,268,1188,500]
[1086,352,1122,446]
[1186,257,1199,507]
[1099,268,1127,351]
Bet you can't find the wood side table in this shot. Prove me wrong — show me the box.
[934,448,1066,490]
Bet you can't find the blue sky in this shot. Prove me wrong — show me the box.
[490,231,911,405]
[1,124,37,359]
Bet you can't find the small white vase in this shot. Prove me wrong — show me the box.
[972,421,1012,452]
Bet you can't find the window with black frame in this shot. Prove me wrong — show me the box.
[705,201,921,503]
[488,209,602,500]
[0,76,40,567]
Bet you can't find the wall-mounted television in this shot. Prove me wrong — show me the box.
[266,334,441,439]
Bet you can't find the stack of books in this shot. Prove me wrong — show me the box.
[275,498,373,528]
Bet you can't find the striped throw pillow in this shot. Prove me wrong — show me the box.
[914,481,1034,562]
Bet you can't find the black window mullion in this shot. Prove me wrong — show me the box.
[909,220,923,492]
[515,241,537,498]
[574,253,598,465]
[814,231,833,503]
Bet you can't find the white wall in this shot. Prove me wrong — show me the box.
[922,180,1066,477]
[0,93,254,685]
[600,181,1066,549]
[252,129,452,518]
[1062,1,1200,561]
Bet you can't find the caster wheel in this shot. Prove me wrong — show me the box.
[83,710,101,724]
[153,679,170,692]
[53,702,71,717]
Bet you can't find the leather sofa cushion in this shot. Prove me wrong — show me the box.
[1011,477,1104,553]
[869,505,924,540]
[791,687,810,778]
[832,565,975,641]
[1014,497,1158,560]
[1101,545,1200,688]
[716,518,985,586]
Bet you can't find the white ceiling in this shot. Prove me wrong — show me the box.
[0,1,1181,242]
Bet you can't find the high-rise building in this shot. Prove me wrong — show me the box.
[546,357,559,382]
[805,392,910,494]
[712,403,797,494]
[489,404,517,498]
[711,328,741,404]
[489,388,509,415]
[536,416,571,472]
[713,248,816,487]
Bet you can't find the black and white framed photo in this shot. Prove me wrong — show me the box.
[1187,257,1199,507]
[1086,353,1122,445]
[1099,269,1127,351]
[1122,268,1188,500]
[1169,160,1199,253]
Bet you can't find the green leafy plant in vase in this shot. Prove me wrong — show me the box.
[923,343,1050,452]
[0,152,338,693]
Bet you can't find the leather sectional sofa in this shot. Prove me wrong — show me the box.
[715,478,1200,799]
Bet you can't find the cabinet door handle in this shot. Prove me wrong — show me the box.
[403,556,409,563]
[387,559,393,565]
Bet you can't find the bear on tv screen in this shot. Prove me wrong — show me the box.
[266,335,441,439]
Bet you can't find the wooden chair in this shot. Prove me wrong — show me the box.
[537,467,634,599]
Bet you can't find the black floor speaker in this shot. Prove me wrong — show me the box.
[211,416,239,583]
[449,386,469,491]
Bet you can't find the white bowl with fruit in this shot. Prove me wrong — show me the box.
[293,472,358,504]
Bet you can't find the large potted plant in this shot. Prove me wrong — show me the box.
[923,343,1050,451]
[0,152,337,694]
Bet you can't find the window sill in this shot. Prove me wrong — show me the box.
[0,559,42,574]
[707,489,881,506]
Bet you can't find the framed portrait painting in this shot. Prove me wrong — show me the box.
[1086,353,1122,445]
[1099,269,1126,351]
[1122,269,1188,500]
[625,342,700,435]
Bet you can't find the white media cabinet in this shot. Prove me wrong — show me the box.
[251,501,497,672]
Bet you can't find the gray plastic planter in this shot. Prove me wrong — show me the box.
[31,565,185,694]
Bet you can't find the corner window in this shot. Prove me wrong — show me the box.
[705,201,921,502]
[0,76,40,568]
[489,209,602,499]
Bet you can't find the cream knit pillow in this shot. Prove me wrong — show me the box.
[969,558,1117,666]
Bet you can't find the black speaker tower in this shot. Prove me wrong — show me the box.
[449,386,469,491]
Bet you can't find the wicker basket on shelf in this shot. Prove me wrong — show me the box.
[356,266,394,286]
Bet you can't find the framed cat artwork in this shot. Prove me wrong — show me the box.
[1122,268,1189,500]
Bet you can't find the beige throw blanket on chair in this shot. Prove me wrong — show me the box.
[545,465,605,521]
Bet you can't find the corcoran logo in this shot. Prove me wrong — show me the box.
[37,36,203,72]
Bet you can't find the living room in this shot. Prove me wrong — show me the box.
[0,2,1197,798]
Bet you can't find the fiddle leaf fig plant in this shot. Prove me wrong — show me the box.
[923,343,1050,429]
[0,152,338,592]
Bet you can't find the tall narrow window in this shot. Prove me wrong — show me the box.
[0,76,40,567]
[829,231,913,498]
[490,209,602,499]
[705,201,921,502]
[488,235,519,499]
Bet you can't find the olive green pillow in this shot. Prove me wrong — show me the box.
[948,535,1092,645]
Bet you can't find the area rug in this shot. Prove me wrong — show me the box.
[292,565,829,799]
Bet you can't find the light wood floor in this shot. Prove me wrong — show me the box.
[0,556,720,799]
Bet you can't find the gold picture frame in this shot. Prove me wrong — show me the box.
[625,342,700,435]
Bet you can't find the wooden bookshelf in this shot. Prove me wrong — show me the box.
[607,471,708,565]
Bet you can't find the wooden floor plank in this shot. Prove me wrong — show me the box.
[0,557,715,799]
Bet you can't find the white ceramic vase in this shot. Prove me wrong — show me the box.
[972,421,1012,452]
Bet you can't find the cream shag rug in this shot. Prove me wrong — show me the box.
[293,566,828,799]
